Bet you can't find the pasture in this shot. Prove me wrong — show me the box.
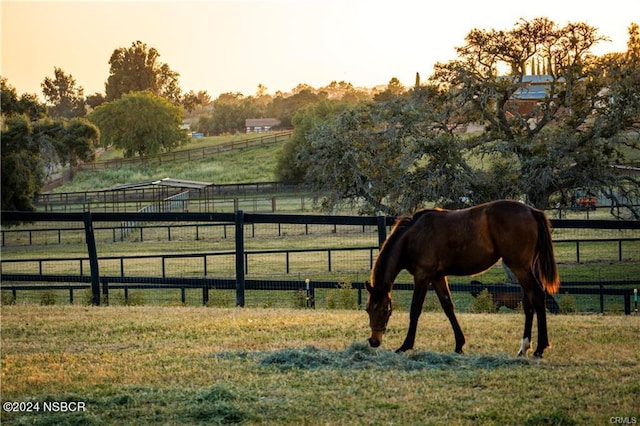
[1,305,638,425]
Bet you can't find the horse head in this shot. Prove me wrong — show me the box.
[365,281,392,348]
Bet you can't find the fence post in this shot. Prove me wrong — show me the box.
[376,215,387,247]
[235,210,245,307]
[83,211,101,306]
[101,277,109,306]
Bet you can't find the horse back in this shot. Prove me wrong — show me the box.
[406,200,539,276]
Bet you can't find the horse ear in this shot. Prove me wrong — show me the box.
[365,281,373,292]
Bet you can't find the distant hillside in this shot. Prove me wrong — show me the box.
[51,135,284,193]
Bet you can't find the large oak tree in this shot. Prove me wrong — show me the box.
[89,91,187,158]
[431,18,640,215]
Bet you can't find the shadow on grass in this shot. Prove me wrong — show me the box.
[213,341,533,371]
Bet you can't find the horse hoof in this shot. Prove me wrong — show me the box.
[395,346,410,353]
[368,338,380,348]
[533,351,544,358]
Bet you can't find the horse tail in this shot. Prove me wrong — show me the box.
[532,209,560,294]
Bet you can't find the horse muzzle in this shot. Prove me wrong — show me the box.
[368,329,385,348]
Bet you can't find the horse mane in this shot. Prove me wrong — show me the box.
[370,209,435,292]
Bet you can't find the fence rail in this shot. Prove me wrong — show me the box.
[1,211,638,313]
[35,181,311,213]
[79,131,292,172]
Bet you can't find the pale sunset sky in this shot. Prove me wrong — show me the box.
[1,0,638,100]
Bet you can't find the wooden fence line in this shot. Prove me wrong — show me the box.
[1,211,638,312]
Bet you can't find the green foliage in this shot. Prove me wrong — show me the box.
[41,67,86,118]
[1,115,44,211]
[206,289,235,308]
[266,86,325,128]
[39,290,57,306]
[471,289,496,313]
[300,89,476,214]
[276,99,352,183]
[1,291,16,305]
[197,92,260,135]
[292,289,308,309]
[326,280,357,310]
[1,78,99,211]
[89,91,187,157]
[58,118,100,168]
[105,41,182,103]
[1,77,47,121]
[559,293,580,314]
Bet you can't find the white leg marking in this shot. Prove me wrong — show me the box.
[517,337,531,357]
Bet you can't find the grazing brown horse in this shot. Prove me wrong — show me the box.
[365,200,559,357]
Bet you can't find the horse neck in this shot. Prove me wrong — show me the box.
[371,231,405,293]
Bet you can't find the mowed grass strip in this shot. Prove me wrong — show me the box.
[1,306,638,425]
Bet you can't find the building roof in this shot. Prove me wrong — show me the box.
[110,178,212,191]
[245,118,281,127]
[512,75,559,100]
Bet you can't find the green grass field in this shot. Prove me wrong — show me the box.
[55,141,282,193]
[3,133,639,424]
[1,306,638,425]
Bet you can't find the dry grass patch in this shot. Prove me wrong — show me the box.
[1,306,638,425]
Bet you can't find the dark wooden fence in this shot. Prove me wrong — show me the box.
[1,211,638,313]
[35,181,311,213]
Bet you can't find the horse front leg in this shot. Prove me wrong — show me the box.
[396,280,429,353]
[433,276,465,354]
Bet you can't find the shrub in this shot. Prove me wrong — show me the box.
[559,293,579,314]
[292,289,308,308]
[470,288,496,313]
[326,280,356,310]
[206,289,234,308]
[1,290,16,305]
[40,289,57,306]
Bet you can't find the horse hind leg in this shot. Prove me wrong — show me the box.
[517,295,534,357]
[510,266,550,357]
